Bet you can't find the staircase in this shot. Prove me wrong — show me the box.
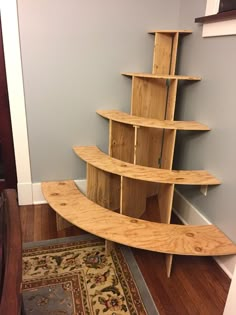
[42,29,236,277]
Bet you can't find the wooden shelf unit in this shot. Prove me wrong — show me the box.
[42,30,232,277]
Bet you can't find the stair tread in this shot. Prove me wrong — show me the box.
[97,110,210,131]
[42,180,236,256]
[122,72,201,81]
[73,146,220,185]
[148,30,192,34]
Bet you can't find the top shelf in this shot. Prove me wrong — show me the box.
[122,72,201,81]
[148,30,192,34]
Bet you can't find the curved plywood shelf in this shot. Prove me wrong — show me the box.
[73,146,220,185]
[42,180,236,256]
[122,72,201,81]
[97,110,210,131]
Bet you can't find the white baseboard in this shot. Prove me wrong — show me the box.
[32,182,47,205]
[17,182,33,205]
[173,189,236,279]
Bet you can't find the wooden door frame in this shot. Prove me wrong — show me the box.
[0,0,32,205]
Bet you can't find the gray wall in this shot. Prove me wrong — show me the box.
[17,0,180,182]
[174,0,236,242]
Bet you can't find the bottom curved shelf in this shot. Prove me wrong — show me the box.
[42,180,236,257]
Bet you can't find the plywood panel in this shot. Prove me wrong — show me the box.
[166,79,178,120]
[110,121,134,163]
[87,164,120,210]
[161,130,177,170]
[158,183,175,224]
[97,110,210,131]
[42,181,236,256]
[73,146,221,185]
[158,183,175,278]
[170,33,179,75]
[131,77,167,119]
[123,73,201,81]
[121,177,147,218]
[166,254,174,278]
[152,33,172,74]
[56,213,72,231]
[136,127,162,168]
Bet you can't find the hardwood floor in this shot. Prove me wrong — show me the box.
[20,197,230,315]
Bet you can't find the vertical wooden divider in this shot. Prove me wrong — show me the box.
[152,33,173,74]
[151,33,179,277]
[110,121,134,163]
[170,33,179,75]
[158,183,175,277]
[121,177,147,218]
[87,164,120,211]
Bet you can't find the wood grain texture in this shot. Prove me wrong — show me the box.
[170,33,179,75]
[166,79,178,120]
[56,213,72,231]
[87,164,120,210]
[152,33,172,75]
[105,240,115,256]
[131,77,167,119]
[73,146,220,185]
[42,180,236,256]
[110,120,134,163]
[121,177,147,218]
[122,72,201,81]
[97,110,210,131]
[161,129,177,170]
[136,127,162,168]
[158,184,175,225]
[166,254,173,278]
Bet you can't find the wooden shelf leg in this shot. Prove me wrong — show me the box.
[105,240,115,256]
[158,183,175,277]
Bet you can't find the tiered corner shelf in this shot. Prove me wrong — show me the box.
[42,29,236,277]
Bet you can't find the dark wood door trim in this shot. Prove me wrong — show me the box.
[0,17,17,190]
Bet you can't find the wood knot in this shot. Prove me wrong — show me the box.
[195,247,202,252]
[121,164,127,167]
[60,203,67,206]
[186,232,194,237]
[130,219,138,223]
[58,182,66,185]
[51,193,59,196]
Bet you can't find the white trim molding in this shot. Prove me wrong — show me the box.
[173,189,236,279]
[203,0,236,37]
[0,0,33,204]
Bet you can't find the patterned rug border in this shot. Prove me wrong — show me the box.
[23,234,159,315]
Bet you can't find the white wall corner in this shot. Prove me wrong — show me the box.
[173,189,236,279]
[32,183,47,205]
[17,182,33,205]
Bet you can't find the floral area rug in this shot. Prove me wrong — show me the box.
[22,234,159,315]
